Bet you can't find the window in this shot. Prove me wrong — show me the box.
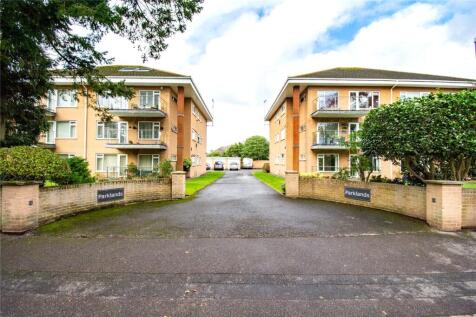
[280,103,286,115]
[192,155,200,166]
[299,125,306,132]
[317,154,339,172]
[138,122,160,139]
[97,122,119,139]
[192,129,198,142]
[400,91,430,100]
[349,91,379,110]
[96,154,127,176]
[170,154,177,162]
[300,154,306,161]
[97,94,128,109]
[349,122,360,141]
[317,91,338,110]
[192,104,200,118]
[139,91,160,109]
[138,154,160,171]
[317,123,339,145]
[372,156,380,171]
[59,154,75,159]
[280,128,286,141]
[48,89,76,109]
[275,133,279,143]
[46,121,56,144]
[349,155,359,177]
[56,121,76,138]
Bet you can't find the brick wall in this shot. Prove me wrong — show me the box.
[298,177,426,220]
[38,179,171,225]
[462,189,476,228]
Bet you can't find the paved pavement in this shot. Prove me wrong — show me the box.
[1,170,476,316]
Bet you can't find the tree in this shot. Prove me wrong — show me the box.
[361,90,476,181]
[224,142,244,157]
[345,131,374,182]
[208,149,223,157]
[241,136,269,160]
[0,0,203,146]
[66,156,95,184]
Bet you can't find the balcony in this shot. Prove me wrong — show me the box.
[311,108,368,118]
[109,106,166,118]
[105,135,168,150]
[38,142,56,149]
[311,134,347,150]
[45,107,56,117]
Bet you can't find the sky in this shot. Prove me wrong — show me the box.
[97,0,476,151]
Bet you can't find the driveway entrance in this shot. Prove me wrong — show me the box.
[2,171,476,316]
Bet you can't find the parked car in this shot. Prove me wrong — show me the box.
[229,161,239,171]
[214,161,224,170]
[242,158,253,169]
[206,162,211,170]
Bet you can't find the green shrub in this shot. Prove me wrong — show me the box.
[66,156,95,184]
[262,162,270,173]
[0,146,71,184]
[332,168,350,180]
[183,158,192,171]
[159,160,173,177]
[127,163,138,178]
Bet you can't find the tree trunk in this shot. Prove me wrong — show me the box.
[404,158,426,183]
[0,116,6,144]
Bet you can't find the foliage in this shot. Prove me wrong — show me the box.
[299,172,324,178]
[66,156,95,184]
[241,136,269,160]
[127,163,138,178]
[0,146,71,184]
[224,142,244,158]
[262,162,270,173]
[361,90,476,181]
[332,168,350,181]
[208,149,223,157]
[252,171,285,193]
[186,171,224,196]
[345,130,374,182]
[183,158,192,171]
[159,160,173,177]
[0,0,203,146]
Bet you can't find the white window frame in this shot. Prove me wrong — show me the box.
[192,129,198,142]
[46,121,56,144]
[317,122,339,145]
[97,94,128,110]
[280,128,286,141]
[48,89,77,109]
[349,91,380,110]
[192,104,200,118]
[317,154,339,172]
[317,91,339,110]
[59,153,75,159]
[399,91,430,100]
[138,121,160,140]
[139,90,161,109]
[372,156,380,172]
[96,121,121,140]
[138,154,160,171]
[349,155,359,178]
[95,153,128,175]
[55,120,77,139]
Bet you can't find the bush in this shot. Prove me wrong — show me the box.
[183,158,192,171]
[262,163,270,173]
[159,160,173,177]
[332,168,350,180]
[127,163,138,178]
[66,156,95,184]
[299,172,323,178]
[0,146,71,184]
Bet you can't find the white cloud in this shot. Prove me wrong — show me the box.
[98,0,476,150]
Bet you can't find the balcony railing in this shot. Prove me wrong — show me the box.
[311,108,369,118]
[105,134,168,150]
[311,132,347,150]
[105,97,169,118]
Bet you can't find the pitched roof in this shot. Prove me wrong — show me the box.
[51,65,188,78]
[290,67,475,82]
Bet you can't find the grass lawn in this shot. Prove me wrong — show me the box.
[252,171,284,194]
[464,181,476,189]
[186,171,224,196]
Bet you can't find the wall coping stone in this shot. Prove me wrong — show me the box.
[285,170,298,175]
[0,181,42,186]
[172,171,186,175]
[425,180,463,185]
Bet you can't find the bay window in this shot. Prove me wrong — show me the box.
[48,89,76,109]
[317,154,339,172]
[139,90,160,109]
[317,91,338,110]
[349,91,379,110]
[97,94,128,109]
[317,122,339,145]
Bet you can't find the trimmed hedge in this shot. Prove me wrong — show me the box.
[0,146,71,184]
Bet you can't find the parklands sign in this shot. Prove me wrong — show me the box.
[344,187,371,202]
[97,188,124,202]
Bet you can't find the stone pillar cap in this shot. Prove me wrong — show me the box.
[172,171,186,175]
[425,180,463,185]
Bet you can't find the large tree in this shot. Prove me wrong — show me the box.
[224,142,244,158]
[0,0,203,146]
[241,135,269,160]
[361,90,476,181]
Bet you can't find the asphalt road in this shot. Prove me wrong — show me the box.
[1,170,476,316]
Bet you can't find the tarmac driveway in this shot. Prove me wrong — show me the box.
[1,170,476,316]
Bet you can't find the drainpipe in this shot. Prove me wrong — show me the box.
[83,87,88,159]
[390,80,399,103]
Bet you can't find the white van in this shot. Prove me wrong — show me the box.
[242,158,253,169]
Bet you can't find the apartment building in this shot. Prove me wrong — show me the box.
[40,65,212,178]
[265,67,475,177]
